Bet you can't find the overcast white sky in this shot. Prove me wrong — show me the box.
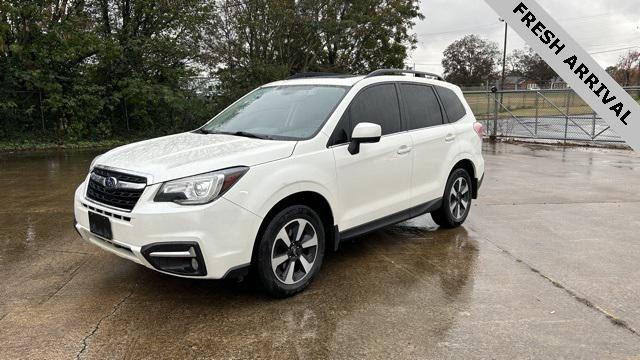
[408,0,640,75]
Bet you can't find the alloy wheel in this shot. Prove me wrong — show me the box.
[270,218,318,285]
[449,177,471,220]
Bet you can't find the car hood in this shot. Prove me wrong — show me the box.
[93,132,297,184]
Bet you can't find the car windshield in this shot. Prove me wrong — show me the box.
[200,85,348,140]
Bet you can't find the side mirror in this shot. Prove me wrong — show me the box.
[348,122,381,155]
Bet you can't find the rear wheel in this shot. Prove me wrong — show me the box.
[431,168,472,228]
[256,205,325,297]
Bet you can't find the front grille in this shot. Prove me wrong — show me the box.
[92,167,146,183]
[86,168,146,211]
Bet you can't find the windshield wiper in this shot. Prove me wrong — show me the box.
[214,131,274,140]
[194,129,274,140]
[194,128,212,134]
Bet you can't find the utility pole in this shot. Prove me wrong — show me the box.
[492,18,508,141]
[499,18,508,100]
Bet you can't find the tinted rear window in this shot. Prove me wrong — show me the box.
[399,84,444,130]
[436,86,466,123]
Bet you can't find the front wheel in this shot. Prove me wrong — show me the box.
[256,205,325,297]
[431,168,472,228]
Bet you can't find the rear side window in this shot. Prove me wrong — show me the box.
[399,84,444,130]
[436,86,467,123]
[349,84,402,135]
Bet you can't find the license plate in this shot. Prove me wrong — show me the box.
[89,212,112,240]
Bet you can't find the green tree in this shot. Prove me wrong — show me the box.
[442,35,499,85]
[609,51,640,86]
[0,0,100,139]
[206,0,423,105]
[314,0,423,73]
[0,0,218,141]
[86,0,216,136]
[0,0,424,144]
[507,47,556,81]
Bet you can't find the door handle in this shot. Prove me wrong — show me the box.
[445,134,456,142]
[397,145,412,155]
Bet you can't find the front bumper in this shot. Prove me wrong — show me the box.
[73,181,262,279]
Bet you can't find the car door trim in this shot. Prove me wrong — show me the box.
[338,197,443,241]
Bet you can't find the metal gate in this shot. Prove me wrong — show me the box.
[464,87,640,144]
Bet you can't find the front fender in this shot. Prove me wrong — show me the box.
[222,151,340,224]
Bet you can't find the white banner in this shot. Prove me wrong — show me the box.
[484,0,639,150]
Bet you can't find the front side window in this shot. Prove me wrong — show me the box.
[201,85,348,140]
[329,83,403,146]
[399,84,444,130]
[349,84,402,135]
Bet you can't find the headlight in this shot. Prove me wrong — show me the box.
[154,167,249,205]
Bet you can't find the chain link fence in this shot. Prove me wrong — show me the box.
[3,80,639,146]
[464,87,640,144]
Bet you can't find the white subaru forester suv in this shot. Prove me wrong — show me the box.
[73,69,485,297]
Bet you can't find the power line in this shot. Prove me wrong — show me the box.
[589,46,639,55]
[586,34,640,48]
[588,42,640,51]
[417,23,500,37]
[416,13,617,38]
[574,24,640,45]
[410,46,639,64]
[560,13,614,22]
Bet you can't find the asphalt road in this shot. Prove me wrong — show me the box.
[1,142,640,359]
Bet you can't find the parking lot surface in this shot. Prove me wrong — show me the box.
[1,142,640,359]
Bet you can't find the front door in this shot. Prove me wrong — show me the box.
[332,83,413,231]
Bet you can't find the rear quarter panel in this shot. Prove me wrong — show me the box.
[448,87,484,183]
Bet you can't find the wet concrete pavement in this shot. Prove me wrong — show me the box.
[1,143,640,359]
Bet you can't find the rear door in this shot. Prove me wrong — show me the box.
[331,83,413,231]
[398,83,454,206]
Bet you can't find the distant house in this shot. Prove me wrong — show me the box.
[498,76,567,90]
[548,77,568,90]
[499,76,539,90]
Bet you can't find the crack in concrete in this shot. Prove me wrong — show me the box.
[75,291,133,360]
[41,256,91,305]
[475,231,640,338]
[522,263,639,336]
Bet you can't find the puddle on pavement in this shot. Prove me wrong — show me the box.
[1,148,485,359]
[105,222,481,359]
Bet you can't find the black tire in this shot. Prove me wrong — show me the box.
[431,168,473,228]
[256,205,325,298]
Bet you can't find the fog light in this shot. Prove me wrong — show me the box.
[140,242,207,276]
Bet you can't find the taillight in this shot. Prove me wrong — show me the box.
[473,122,484,137]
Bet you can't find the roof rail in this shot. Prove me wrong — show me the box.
[287,72,349,80]
[365,69,444,81]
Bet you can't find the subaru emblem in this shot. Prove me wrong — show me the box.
[104,176,118,189]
